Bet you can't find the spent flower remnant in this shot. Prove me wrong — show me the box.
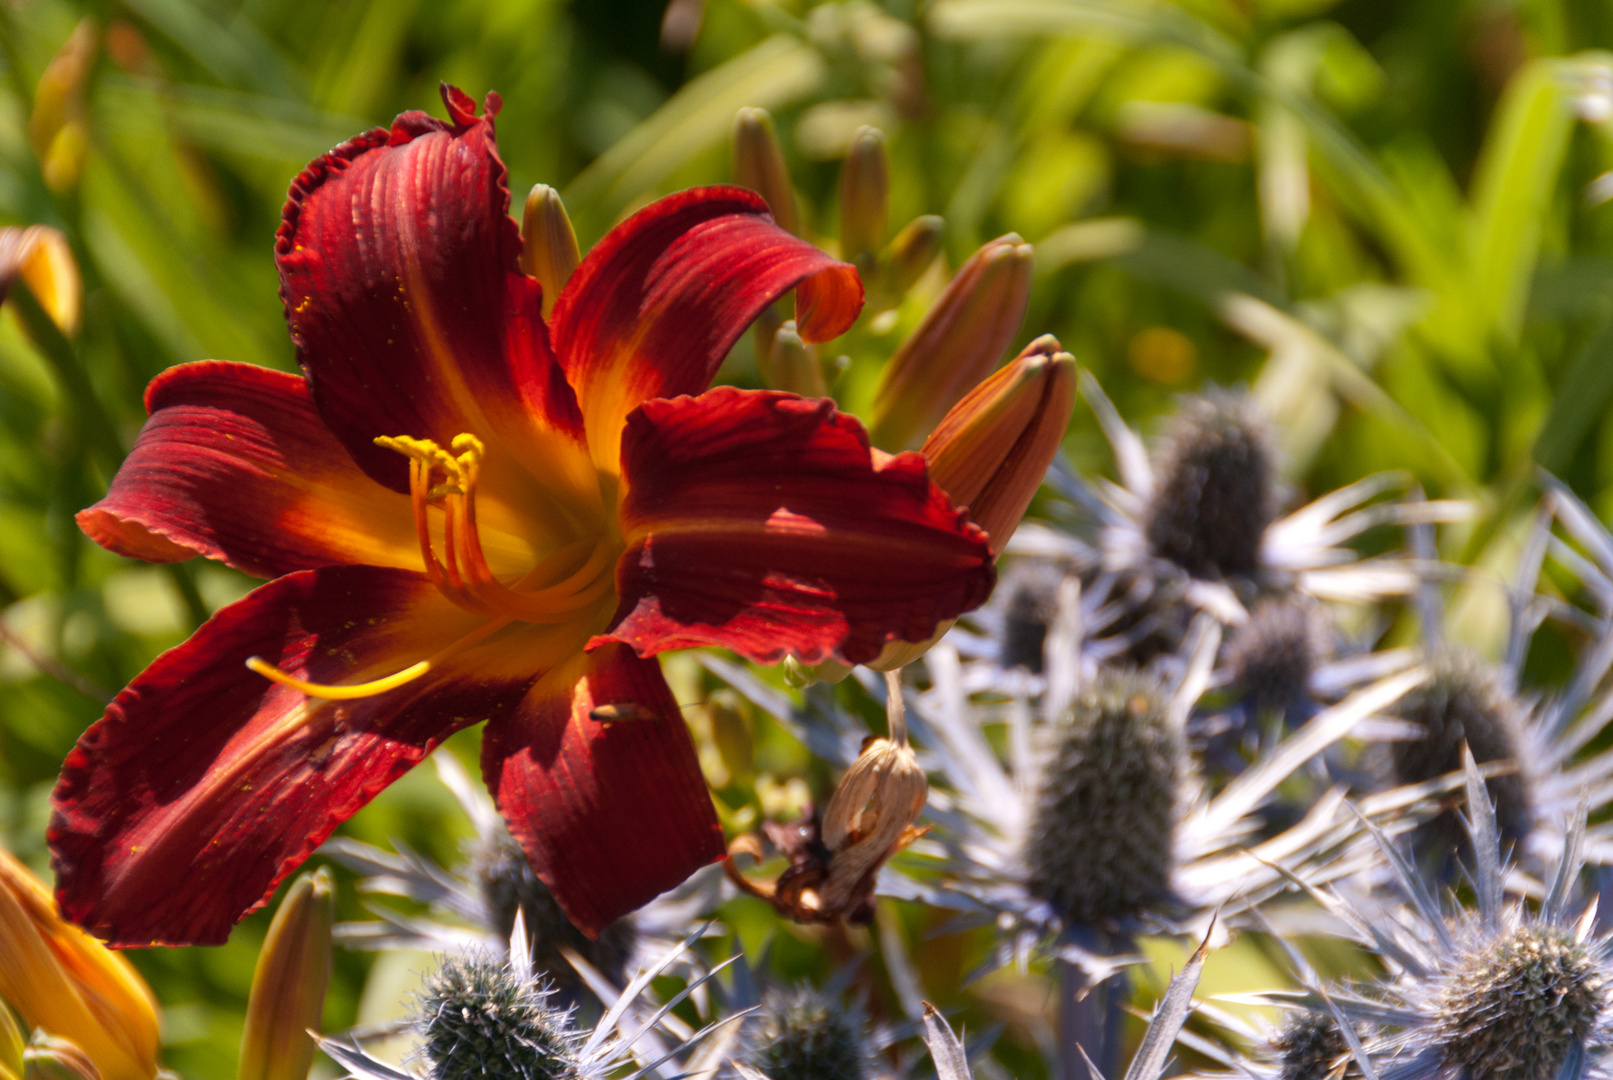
[0,849,160,1080]
[55,84,997,947]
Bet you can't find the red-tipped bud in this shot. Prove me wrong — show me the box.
[921,334,1074,553]
[733,107,798,236]
[869,234,1034,450]
[838,126,889,269]
[237,869,333,1080]
[520,184,580,318]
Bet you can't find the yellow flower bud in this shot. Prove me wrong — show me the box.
[0,850,159,1080]
[761,320,827,397]
[869,235,1035,451]
[0,227,83,337]
[520,184,580,318]
[838,127,889,270]
[732,107,798,236]
[27,21,97,194]
[921,334,1075,552]
[237,869,333,1080]
[23,1035,101,1080]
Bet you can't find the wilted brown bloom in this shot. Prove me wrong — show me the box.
[724,671,928,922]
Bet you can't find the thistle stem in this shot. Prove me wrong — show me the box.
[1057,938,1130,1079]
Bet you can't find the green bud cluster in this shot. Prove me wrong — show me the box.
[752,989,871,1080]
[1025,669,1181,924]
[417,955,581,1080]
[1144,393,1277,580]
[470,830,636,995]
[1431,923,1608,1080]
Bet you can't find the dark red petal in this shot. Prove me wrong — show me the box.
[602,387,996,666]
[49,565,555,947]
[548,186,863,473]
[76,361,420,579]
[481,641,723,937]
[276,87,598,524]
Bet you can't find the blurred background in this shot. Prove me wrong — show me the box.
[4,0,1613,1075]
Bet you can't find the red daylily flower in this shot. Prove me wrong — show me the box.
[54,86,995,948]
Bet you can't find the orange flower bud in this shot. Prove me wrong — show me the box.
[804,337,1070,680]
[921,334,1074,552]
[869,234,1034,451]
[237,869,333,1080]
[0,226,82,336]
[0,849,159,1080]
[27,21,97,193]
[838,126,889,270]
[732,107,798,236]
[760,320,827,397]
[520,184,580,318]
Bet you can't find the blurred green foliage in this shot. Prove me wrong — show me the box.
[6,0,1613,1076]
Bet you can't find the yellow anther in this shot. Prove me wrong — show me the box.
[451,433,484,457]
[245,656,432,700]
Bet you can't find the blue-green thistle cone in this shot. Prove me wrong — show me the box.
[752,989,872,1080]
[1025,669,1180,924]
[417,955,580,1080]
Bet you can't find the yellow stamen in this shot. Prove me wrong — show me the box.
[244,656,432,700]
[373,432,615,624]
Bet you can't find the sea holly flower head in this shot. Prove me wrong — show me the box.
[55,84,995,948]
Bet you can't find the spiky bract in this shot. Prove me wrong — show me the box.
[1225,598,1326,718]
[1025,669,1180,925]
[1429,922,1609,1080]
[471,829,636,993]
[417,954,581,1080]
[753,989,871,1080]
[1143,393,1277,579]
[1270,1010,1357,1080]
[1388,651,1533,849]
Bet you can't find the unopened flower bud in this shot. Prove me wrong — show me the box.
[0,850,159,1080]
[877,214,944,301]
[921,334,1073,552]
[0,227,82,336]
[838,127,889,269]
[237,869,332,1080]
[870,235,1034,450]
[28,21,97,193]
[22,1035,100,1080]
[761,320,827,397]
[520,184,580,318]
[733,107,798,235]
